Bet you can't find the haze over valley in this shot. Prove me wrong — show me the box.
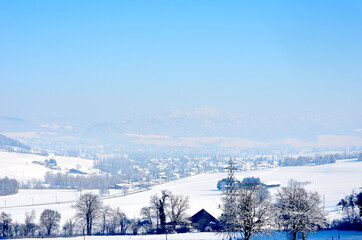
[1,1,361,239]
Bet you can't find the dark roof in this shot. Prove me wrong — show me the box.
[68,168,87,175]
[189,209,218,223]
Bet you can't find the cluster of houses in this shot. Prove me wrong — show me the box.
[30,153,282,195]
[31,158,58,170]
[114,155,280,191]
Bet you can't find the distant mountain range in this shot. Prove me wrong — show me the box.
[84,107,362,145]
[1,108,362,152]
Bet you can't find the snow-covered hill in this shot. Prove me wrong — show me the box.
[0,158,360,225]
[0,151,96,181]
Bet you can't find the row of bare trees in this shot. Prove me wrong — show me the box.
[73,193,143,236]
[0,189,190,238]
[0,180,342,239]
[73,190,190,236]
[0,209,61,238]
[140,190,190,233]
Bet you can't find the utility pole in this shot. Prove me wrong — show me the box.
[222,157,239,240]
[224,157,238,196]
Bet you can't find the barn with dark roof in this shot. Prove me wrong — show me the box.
[188,209,221,232]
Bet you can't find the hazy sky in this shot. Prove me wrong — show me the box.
[1,1,361,121]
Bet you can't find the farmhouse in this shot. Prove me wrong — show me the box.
[188,209,221,232]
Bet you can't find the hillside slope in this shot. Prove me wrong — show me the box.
[0,159,360,224]
[0,151,95,181]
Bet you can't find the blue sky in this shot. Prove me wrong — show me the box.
[1,0,361,121]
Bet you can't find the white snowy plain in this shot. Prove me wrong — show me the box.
[0,151,95,181]
[19,230,362,240]
[0,151,361,227]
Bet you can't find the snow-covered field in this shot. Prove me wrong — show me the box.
[0,154,361,225]
[18,231,362,240]
[0,151,95,181]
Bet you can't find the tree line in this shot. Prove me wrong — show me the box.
[0,209,60,238]
[0,190,191,238]
[280,152,362,167]
[43,172,121,194]
[0,179,360,239]
[333,190,362,230]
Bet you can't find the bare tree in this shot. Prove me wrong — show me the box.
[114,208,129,234]
[168,193,190,231]
[73,193,103,235]
[275,179,327,240]
[62,219,75,237]
[130,218,141,235]
[39,209,61,236]
[107,212,118,235]
[220,178,272,240]
[24,210,37,237]
[99,205,112,234]
[98,176,110,196]
[150,190,170,233]
[140,206,154,232]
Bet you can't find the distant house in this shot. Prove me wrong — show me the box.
[68,168,87,175]
[110,183,131,190]
[33,158,58,169]
[261,181,281,188]
[134,182,150,189]
[32,160,44,166]
[188,209,221,232]
[44,158,57,168]
[109,184,123,190]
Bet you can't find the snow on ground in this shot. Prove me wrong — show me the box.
[235,159,362,220]
[0,151,95,181]
[0,189,126,208]
[19,231,362,240]
[55,155,95,173]
[0,158,361,225]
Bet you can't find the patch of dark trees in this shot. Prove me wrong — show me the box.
[217,176,277,192]
[279,153,361,167]
[0,177,19,196]
[331,191,362,231]
[43,172,122,192]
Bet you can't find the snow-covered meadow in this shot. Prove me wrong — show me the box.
[18,230,362,240]
[0,151,361,225]
[0,151,95,181]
